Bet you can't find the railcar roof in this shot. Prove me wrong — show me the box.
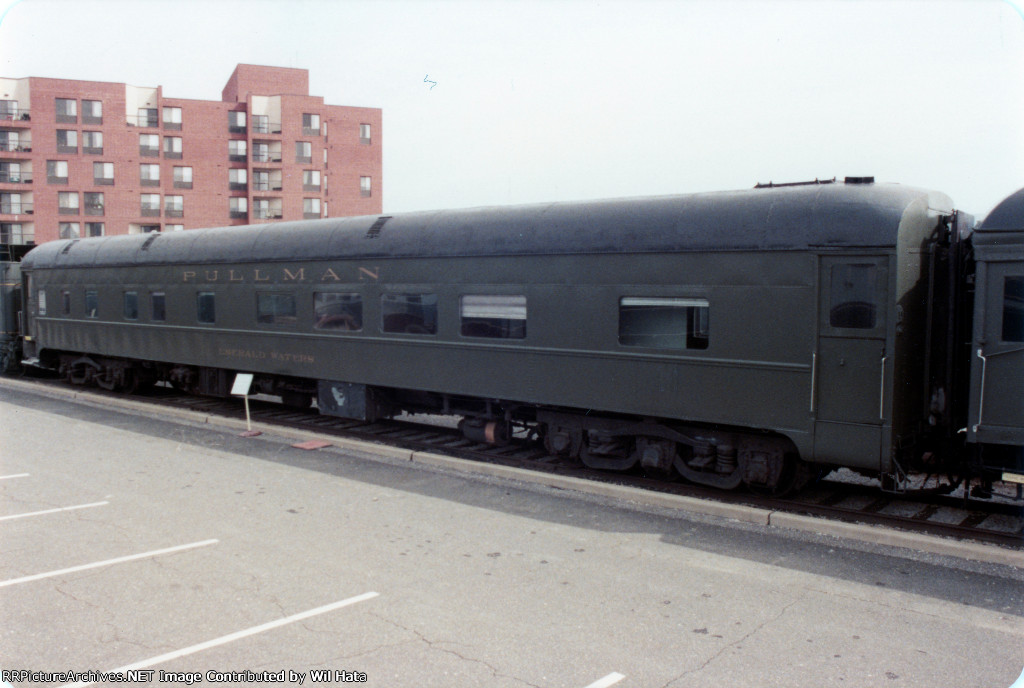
[22,182,951,269]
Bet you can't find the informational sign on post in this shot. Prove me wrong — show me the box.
[231,373,260,436]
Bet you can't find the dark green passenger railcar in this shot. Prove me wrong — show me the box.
[18,180,1022,494]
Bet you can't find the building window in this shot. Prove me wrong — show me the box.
[84,192,104,216]
[295,141,312,163]
[618,297,710,350]
[55,98,77,123]
[228,111,246,133]
[228,140,247,162]
[0,223,29,244]
[163,106,182,130]
[137,108,158,127]
[83,131,103,154]
[303,170,321,191]
[47,160,69,184]
[0,100,19,120]
[229,196,247,219]
[151,292,166,321]
[0,161,23,183]
[0,130,21,152]
[163,136,182,159]
[302,113,321,135]
[252,114,270,134]
[59,222,80,239]
[0,193,26,214]
[93,162,114,185]
[303,198,321,219]
[123,291,139,320]
[37,289,47,316]
[58,191,79,215]
[140,134,159,157]
[360,176,372,197]
[62,290,71,315]
[197,291,215,324]
[165,224,184,232]
[86,222,104,237]
[381,293,438,334]
[165,195,183,218]
[173,166,193,189]
[228,168,247,191]
[57,129,77,154]
[140,163,160,186]
[82,100,102,124]
[141,193,161,217]
[360,123,371,144]
[314,292,362,331]
[460,295,527,339]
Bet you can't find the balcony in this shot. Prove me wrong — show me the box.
[0,202,32,215]
[128,114,159,128]
[252,152,282,163]
[253,208,283,220]
[0,110,31,127]
[252,120,281,135]
[0,172,31,184]
[85,203,104,217]
[140,204,161,218]
[1,141,32,153]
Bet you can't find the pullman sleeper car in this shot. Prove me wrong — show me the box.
[16,180,1024,495]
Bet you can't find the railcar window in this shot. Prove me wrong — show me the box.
[85,290,98,318]
[37,290,46,316]
[460,295,526,339]
[829,264,877,329]
[151,292,166,321]
[1004,276,1024,343]
[123,292,138,320]
[619,297,709,350]
[197,292,215,324]
[314,292,362,331]
[61,290,70,316]
[257,292,297,325]
[381,293,438,334]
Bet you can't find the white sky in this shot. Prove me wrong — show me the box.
[2,0,1023,220]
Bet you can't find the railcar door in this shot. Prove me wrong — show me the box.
[813,256,890,469]
[968,261,1024,446]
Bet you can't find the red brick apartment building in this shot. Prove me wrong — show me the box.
[0,64,382,245]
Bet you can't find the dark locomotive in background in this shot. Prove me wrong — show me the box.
[4,179,1023,496]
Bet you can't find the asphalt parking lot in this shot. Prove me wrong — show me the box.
[1,385,1023,688]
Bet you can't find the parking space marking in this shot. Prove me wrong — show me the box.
[0,539,218,588]
[584,672,626,688]
[60,592,380,688]
[0,500,109,522]
[0,473,30,480]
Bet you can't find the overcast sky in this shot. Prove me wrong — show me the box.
[2,0,1022,220]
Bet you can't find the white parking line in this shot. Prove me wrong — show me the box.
[0,539,218,588]
[60,592,380,688]
[584,672,626,688]
[0,501,109,522]
[0,473,30,480]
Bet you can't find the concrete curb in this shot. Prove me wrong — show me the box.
[3,376,1021,568]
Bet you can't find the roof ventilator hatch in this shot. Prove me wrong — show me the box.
[365,216,393,239]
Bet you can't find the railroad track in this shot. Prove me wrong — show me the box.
[8,374,1024,551]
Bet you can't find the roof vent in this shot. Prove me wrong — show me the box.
[60,240,79,255]
[140,234,160,251]
[844,176,875,184]
[365,216,393,239]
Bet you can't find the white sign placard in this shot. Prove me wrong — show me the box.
[231,373,254,396]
